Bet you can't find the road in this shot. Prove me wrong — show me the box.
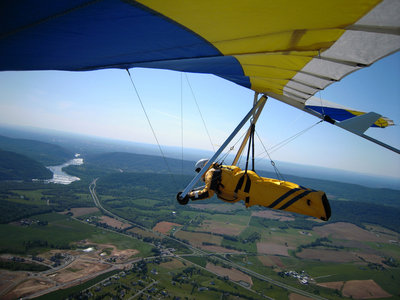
[89,178,327,300]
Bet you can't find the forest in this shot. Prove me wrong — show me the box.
[0,149,53,180]
[0,135,73,166]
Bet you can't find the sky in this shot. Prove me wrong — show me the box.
[0,52,399,180]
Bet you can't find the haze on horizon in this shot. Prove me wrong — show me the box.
[0,53,399,181]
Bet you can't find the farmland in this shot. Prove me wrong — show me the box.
[2,182,400,299]
[0,144,400,299]
[90,173,400,299]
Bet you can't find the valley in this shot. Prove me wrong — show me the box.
[0,133,399,299]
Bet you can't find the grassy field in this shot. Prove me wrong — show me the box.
[184,256,208,267]
[251,277,291,299]
[175,230,223,247]
[304,261,400,296]
[366,241,400,259]
[0,212,152,257]
[229,255,350,300]
[90,232,152,256]
[280,256,400,297]
[0,213,100,253]
[206,213,251,226]
[130,198,163,207]
[221,236,257,253]
[5,189,48,206]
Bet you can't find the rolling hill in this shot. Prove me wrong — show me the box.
[0,135,73,166]
[0,149,52,181]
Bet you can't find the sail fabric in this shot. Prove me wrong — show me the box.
[0,0,398,126]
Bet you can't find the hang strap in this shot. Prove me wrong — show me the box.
[244,124,256,174]
[234,173,252,203]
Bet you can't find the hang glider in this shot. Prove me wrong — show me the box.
[1,0,399,152]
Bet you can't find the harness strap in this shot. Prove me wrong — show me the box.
[244,175,251,193]
[235,174,246,194]
[244,124,255,174]
[210,168,222,192]
[234,173,252,205]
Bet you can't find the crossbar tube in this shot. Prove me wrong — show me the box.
[232,95,267,165]
[179,96,267,198]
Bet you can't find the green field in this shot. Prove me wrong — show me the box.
[79,258,268,300]
[90,232,152,256]
[0,181,94,224]
[206,213,251,226]
[9,189,47,205]
[0,212,152,256]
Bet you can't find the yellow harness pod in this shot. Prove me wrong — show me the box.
[216,165,331,221]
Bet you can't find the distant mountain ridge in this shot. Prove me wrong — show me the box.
[0,149,52,181]
[83,151,400,208]
[86,152,195,174]
[0,135,73,165]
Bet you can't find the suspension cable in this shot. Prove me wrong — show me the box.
[184,73,215,152]
[126,69,178,188]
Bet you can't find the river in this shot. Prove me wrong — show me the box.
[46,154,84,184]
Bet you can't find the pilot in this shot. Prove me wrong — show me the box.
[177,159,331,221]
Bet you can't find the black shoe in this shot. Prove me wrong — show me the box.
[176,192,189,205]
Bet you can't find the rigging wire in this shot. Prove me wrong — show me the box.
[264,120,323,155]
[255,130,285,181]
[218,129,247,165]
[180,72,184,177]
[125,69,179,188]
[184,73,215,152]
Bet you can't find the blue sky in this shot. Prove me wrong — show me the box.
[0,52,399,180]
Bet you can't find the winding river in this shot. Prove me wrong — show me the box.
[46,154,84,184]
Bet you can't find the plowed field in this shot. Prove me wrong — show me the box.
[342,280,391,299]
[206,263,252,286]
[153,221,182,234]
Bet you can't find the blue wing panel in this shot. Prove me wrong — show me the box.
[306,105,381,128]
[134,56,246,79]
[306,106,355,122]
[219,75,252,90]
[0,0,244,81]
[0,0,89,34]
